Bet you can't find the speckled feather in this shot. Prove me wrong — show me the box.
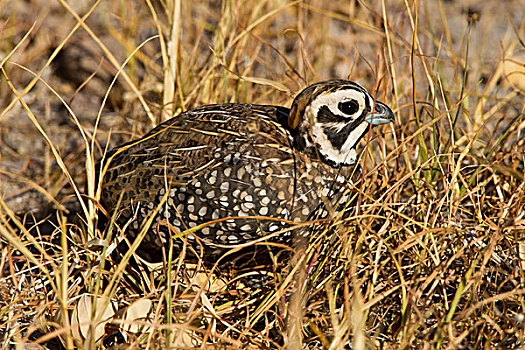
[99,80,394,262]
[101,104,351,261]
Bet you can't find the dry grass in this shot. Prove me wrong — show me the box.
[1,0,524,348]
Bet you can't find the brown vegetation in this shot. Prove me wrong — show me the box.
[1,0,524,348]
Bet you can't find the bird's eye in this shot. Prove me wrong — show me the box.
[338,100,360,115]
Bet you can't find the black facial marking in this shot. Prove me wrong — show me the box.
[364,93,371,112]
[317,105,344,123]
[322,117,369,150]
[323,123,352,150]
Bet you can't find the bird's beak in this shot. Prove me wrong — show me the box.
[365,101,394,126]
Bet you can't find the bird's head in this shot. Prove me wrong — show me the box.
[288,80,394,167]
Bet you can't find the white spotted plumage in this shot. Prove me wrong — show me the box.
[100,80,393,263]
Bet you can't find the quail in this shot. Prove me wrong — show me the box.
[99,80,394,262]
